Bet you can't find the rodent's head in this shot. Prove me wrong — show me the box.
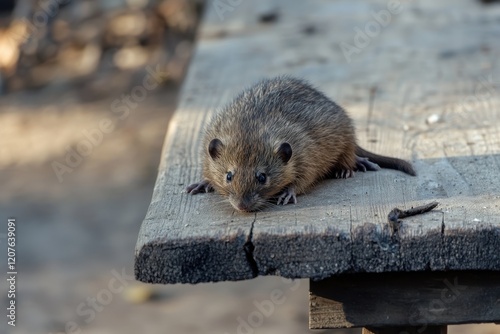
[204,138,294,212]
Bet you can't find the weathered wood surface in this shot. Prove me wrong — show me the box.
[309,271,500,329]
[135,0,500,284]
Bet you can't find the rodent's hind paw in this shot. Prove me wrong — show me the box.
[186,180,213,194]
[277,187,297,206]
[334,169,355,179]
[355,156,380,172]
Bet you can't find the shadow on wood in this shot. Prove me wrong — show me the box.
[309,271,500,329]
[362,326,447,334]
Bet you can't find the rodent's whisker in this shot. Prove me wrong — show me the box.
[261,202,276,209]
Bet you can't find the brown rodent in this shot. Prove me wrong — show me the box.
[187,77,416,212]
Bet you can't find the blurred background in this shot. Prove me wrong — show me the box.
[0,0,499,333]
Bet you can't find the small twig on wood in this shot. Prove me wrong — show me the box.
[388,201,439,235]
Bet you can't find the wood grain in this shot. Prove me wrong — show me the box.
[135,0,500,284]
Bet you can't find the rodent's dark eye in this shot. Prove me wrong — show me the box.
[256,172,266,184]
[226,171,233,182]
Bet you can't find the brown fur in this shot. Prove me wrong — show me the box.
[188,76,415,211]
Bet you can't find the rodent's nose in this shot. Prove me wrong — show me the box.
[236,202,251,212]
[229,194,256,212]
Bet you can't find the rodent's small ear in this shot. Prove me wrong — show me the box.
[277,142,292,164]
[208,138,223,160]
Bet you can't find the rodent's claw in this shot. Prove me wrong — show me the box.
[186,180,213,194]
[277,187,297,206]
[355,156,380,172]
[335,169,355,179]
[356,161,367,172]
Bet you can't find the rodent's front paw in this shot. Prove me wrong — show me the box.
[186,180,213,194]
[276,187,297,206]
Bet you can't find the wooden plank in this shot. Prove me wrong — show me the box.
[309,271,500,329]
[135,0,500,283]
[362,327,447,334]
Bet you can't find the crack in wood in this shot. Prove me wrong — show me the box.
[243,213,259,277]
